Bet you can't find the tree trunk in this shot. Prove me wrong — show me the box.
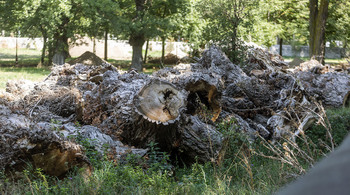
[161,37,166,65]
[40,34,47,66]
[143,39,149,63]
[52,33,69,65]
[131,44,144,71]
[309,0,329,64]
[279,38,283,56]
[48,39,54,65]
[104,29,108,61]
[93,37,96,54]
[15,34,18,64]
[52,40,66,65]
[309,0,317,58]
[129,35,145,71]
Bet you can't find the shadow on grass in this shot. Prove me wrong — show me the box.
[0,54,42,60]
[0,59,43,67]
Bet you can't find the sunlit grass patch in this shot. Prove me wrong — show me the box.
[0,67,51,90]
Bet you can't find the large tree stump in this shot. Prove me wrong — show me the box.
[134,79,186,124]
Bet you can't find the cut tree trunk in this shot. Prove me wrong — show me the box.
[80,69,223,164]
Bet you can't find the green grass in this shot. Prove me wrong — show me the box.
[3,110,348,194]
[0,67,51,90]
[0,142,288,195]
[0,48,42,66]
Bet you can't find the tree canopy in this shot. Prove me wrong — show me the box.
[0,0,349,67]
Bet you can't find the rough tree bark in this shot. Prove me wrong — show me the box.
[80,68,223,164]
[130,34,145,71]
[39,28,47,66]
[52,15,70,65]
[309,0,329,64]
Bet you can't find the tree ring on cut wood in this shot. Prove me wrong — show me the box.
[134,79,187,124]
[185,80,221,122]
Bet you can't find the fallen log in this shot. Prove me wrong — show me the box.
[2,46,350,178]
[296,71,350,108]
[0,99,91,179]
[81,70,223,164]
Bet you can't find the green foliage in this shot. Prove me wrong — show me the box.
[198,0,258,64]
[326,0,350,49]
[248,0,309,47]
[147,142,173,174]
[307,107,350,146]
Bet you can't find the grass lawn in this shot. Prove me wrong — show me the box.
[0,67,51,90]
[0,48,42,66]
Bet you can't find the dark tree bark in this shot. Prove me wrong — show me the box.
[161,37,166,65]
[104,28,108,61]
[15,35,18,64]
[51,15,70,65]
[130,34,145,71]
[52,36,69,65]
[309,0,329,64]
[41,34,47,65]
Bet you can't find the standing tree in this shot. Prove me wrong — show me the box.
[1,0,120,65]
[309,0,329,64]
[150,0,189,64]
[123,0,153,71]
[118,0,190,71]
[198,0,258,64]
[80,0,120,61]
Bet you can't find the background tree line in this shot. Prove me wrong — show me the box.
[0,0,349,70]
